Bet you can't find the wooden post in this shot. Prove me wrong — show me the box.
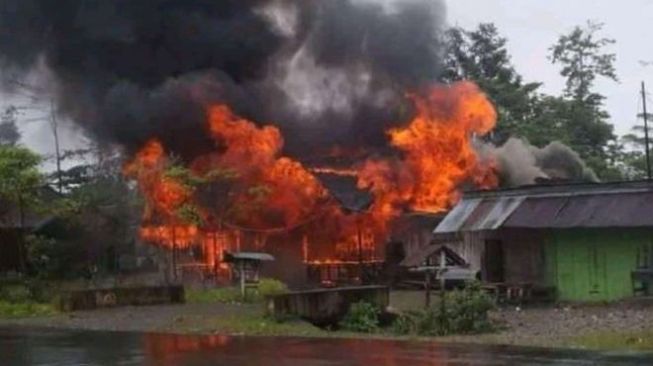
[357,219,364,283]
[439,251,447,320]
[439,251,446,292]
[239,260,246,300]
[171,225,178,281]
[425,270,431,308]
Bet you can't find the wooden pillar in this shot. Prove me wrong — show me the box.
[239,260,246,300]
[425,270,431,308]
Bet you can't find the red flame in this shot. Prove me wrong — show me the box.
[124,81,497,274]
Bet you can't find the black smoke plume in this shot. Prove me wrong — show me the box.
[0,0,446,160]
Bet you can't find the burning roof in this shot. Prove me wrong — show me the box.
[0,1,508,275]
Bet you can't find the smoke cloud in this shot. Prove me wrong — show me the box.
[0,0,446,159]
[493,138,599,186]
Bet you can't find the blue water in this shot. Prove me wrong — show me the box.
[1,327,652,365]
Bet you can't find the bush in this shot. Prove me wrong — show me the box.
[445,281,495,334]
[391,310,422,335]
[391,281,495,336]
[340,301,381,333]
[257,278,288,298]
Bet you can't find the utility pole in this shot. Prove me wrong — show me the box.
[50,99,63,193]
[641,82,651,180]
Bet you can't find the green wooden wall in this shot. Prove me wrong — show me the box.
[545,229,653,302]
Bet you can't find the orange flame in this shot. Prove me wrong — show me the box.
[124,81,497,274]
[359,82,497,216]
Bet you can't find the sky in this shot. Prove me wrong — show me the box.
[446,0,653,136]
[3,0,653,167]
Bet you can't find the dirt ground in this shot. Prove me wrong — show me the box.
[3,291,653,350]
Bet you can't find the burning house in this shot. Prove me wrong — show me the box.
[0,1,508,287]
[433,180,653,302]
[123,90,496,287]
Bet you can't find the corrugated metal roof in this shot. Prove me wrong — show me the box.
[435,181,653,234]
[434,196,523,234]
[434,198,481,233]
[505,192,653,228]
[462,196,524,231]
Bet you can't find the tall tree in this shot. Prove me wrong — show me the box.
[0,145,44,271]
[443,23,541,143]
[549,21,619,178]
[619,125,652,179]
[0,106,21,146]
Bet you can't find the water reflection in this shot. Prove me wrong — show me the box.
[1,327,652,366]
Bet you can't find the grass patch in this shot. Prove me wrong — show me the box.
[186,287,243,304]
[191,313,326,337]
[569,330,653,351]
[186,278,288,304]
[0,280,59,318]
[0,301,57,319]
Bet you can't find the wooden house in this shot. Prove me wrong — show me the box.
[434,180,653,302]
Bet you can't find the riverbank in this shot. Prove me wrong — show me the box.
[2,291,653,351]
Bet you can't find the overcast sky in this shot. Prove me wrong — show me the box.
[446,0,653,136]
[4,0,653,165]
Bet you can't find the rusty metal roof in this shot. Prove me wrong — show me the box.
[434,180,653,233]
[506,192,653,228]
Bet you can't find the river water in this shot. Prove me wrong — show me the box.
[1,327,652,365]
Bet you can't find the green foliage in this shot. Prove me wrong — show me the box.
[0,105,21,146]
[340,301,381,333]
[443,23,541,143]
[164,164,202,188]
[0,301,57,318]
[391,310,422,335]
[443,21,627,180]
[547,21,619,177]
[176,204,204,226]
[391,282,495,337]
[204,167,239,181]
[186,279,288,304]
[0,280,58,318]
[257,278,288,298]
[25,234,88,279]
[550,21,617,101]
[0,145,43,204]
[444,282,496,334]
